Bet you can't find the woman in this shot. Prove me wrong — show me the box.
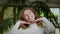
[9,7,55,34]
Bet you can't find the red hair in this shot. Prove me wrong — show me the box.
[19,7,43,26]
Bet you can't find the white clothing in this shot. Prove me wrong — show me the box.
[4,17,55,34]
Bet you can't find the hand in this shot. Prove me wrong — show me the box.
[35,18,43,23]
[19,22,30,29]
[34,18,43,26]
[27,18,43,23]
[27,20,36,24]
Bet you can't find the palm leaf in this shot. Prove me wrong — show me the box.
[31,1,59,28]
[0,18,13,32]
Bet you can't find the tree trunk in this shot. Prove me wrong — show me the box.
[0,10,4,34]
[0,32,3,34]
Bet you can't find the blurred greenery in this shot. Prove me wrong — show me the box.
[0,1,59,32]
[0,18,13,32]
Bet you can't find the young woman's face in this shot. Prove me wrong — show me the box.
[24,10,35,22]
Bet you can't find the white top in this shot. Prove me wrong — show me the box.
[4,17,55,34]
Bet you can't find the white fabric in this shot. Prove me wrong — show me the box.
[10,20,44,34]
[42,17,55,34]
[4,17,55,34]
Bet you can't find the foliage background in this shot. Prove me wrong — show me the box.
[0,1,59,33]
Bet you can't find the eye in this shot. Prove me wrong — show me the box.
[25,14,29,17]
[28,11,31,14]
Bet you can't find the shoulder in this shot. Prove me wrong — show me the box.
[37,17,47,21]
[13,20,27,28]
[40,17,47,20]
[11,20,27,30]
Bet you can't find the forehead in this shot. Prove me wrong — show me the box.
[24,9,33,14]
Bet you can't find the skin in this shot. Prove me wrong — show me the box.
[20,9,42,29]
[24,10,35,23]
[24,9,42,23]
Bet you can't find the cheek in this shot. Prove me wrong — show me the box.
[30,14,35,19]
[24,15,29,20]
[24,14,35,21]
